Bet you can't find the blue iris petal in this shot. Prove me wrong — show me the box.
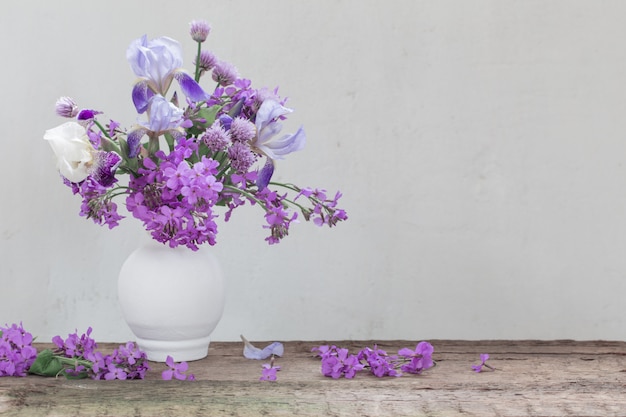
[241,335,284,360]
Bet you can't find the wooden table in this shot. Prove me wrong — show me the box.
[1,340,625,416]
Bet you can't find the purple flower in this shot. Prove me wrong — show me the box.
[126,152,221,250]
[85,351,109,379]
[55,96,78,118]
[259,363,281,381]
[143,94,185,133]
[358,346,400,377]
[127,35,208,113]
[0,323,37,377]
[162,355,194,381]
[52,327,98,359]
[71,177,124,229]
[110,342,150,379]
[241,336,284,360]
[397,341,434,374]
[194,50,218,75]
[126,94,185,158]
[261,192,298,244]
[315,345,364,379]
[202,121,231,152]
[472,353,494,373]
[77,109,101,124]
[212,61,238,86]
[295,188,348,228]
[80,341,148,380]
[256,159,275,191]
[228,142,256,173]
[91,151,122,187]
[251,100,306,161]
[229,117,256,142]
[189,20,210,43]
[104,363,128,380]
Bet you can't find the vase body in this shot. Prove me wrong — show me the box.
[118,241,225,362]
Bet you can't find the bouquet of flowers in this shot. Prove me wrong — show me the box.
[44,20,346,250]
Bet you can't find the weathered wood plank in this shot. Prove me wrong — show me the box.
[1,340,625,416]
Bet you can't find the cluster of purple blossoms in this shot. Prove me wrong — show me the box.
[126,139,223,250]
[314,345,364,379]
[296,188,348,227]
[70,178,123,229]
[52,328,149,380]
[0,323,37,377]
[0,323,200,381]
[313,342,435,379]
[44,19,347,250]
[357,346,401,377]
[397,341,435,374]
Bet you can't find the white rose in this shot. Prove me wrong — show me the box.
[43,121,95,183]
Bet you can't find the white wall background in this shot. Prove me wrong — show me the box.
[2,0,626,343]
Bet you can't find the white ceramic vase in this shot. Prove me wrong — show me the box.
[118,240,225,362]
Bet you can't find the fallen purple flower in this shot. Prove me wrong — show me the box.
[162,355,195,381]
[259,363,281,381]
[397,341,435,374]
[241,335,284,359]
[0,323,38,377]
[472,353,495,373]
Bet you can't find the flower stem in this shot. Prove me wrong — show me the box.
[194,42,202,82]
[222,184,266,209]
[93,120,111,139]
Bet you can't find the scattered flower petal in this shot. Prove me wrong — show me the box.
[472,353,494,373]
[241,335,284,359]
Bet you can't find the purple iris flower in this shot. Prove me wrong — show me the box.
[251,100,306,189]
[126,95,185,158]
[256,160,274,190]
[144,94,184,133]
[92,151,122,187]
[241,335,284,360]
[126,35,208,113]
[252,100,306,160]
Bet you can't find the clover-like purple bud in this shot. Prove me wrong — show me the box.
[55,96,78,118]
[189,20,211,43]
[194,50,217,74]
[212,61,238,86]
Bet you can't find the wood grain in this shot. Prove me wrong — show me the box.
[1,340,625,416]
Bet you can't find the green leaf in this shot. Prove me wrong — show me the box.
[118,137,138,173]
[118,136,130,158]
[28,349,64,377]
[164,133,176,153]
[64,371,89,380]
[197,106,220,127]
[187,105,222,137]
[100,136,121,154]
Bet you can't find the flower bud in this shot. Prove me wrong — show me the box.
[189,20,211,43]
[194,50,217,75]
[55,96,78,118]
[212,61,238,86]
